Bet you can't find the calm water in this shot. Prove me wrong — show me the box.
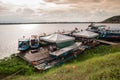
[0,23,120,59]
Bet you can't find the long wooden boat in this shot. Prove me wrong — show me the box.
[33,42,87,71]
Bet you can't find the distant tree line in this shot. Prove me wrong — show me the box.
[102,15,120,23]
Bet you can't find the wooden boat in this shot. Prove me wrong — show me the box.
[34,42,85,71]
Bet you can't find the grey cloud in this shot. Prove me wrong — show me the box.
[0,1,11,14]
[44,0,104,4]
[0,14,34,23]
[23,8,34,14]
[40,0,120,22]
[0,5,9,11]
[16,8,35,15]
[0,0,120,22]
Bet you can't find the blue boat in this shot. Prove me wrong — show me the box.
[30,35,40,49]
[99,29,120,39]
[87,23,120,40]
[18,38,29,51]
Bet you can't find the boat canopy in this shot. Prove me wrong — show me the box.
[73,31,99,38]
[18,38,29,42]
[40,33,75,43]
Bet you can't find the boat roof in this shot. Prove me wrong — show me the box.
[18,38,29,42]
[40,33,75,43]
[89,25,106,28]
[30,37,38,40]
[106,28,120,31]
[73,30,99,38]
[96,25,106,27]
[49,42,82,56]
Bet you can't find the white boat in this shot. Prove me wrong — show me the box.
[73,30,99,38]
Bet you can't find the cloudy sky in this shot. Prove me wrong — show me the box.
[0,0,120,22]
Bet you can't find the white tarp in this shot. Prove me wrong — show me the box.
[73,31,99,38]
[40,34,75,43]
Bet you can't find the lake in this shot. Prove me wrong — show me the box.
[0,23,120,59]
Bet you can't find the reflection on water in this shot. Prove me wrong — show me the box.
[20,25,36,30]
[0,23,120,59]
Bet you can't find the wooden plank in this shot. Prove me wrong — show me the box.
[96,40,118,45]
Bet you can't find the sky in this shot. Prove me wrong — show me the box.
[0,0,120,22]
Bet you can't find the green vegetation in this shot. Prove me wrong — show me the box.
[103,15,120,23]
[0,55,34,76]
[0,45,120,80]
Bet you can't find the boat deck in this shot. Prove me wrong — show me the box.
[17,47,52,63]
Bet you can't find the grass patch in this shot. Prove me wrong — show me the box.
[7,52,120,80]
[67,45,120,64]
[0,55,34,76]
[0,45,120,80]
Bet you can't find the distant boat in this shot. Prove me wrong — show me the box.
[87,23,120,39]
[30,35,40,49]
[86,23,106,33]
[99,29,120,39]
[18,37,29,51]
[72,30,99,39]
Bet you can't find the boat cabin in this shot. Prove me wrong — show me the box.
[105,29,120,34]
[72,30,99,46]
[30,35,40,49]
[87,23,106,33]
[18,38,29,51]
[99,29,120,39]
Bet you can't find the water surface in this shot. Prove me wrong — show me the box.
[0,23,119,59]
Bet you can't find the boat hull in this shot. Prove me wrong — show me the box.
[18,46,29,51]
[99,33,120,40]
[30,44,40,49]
